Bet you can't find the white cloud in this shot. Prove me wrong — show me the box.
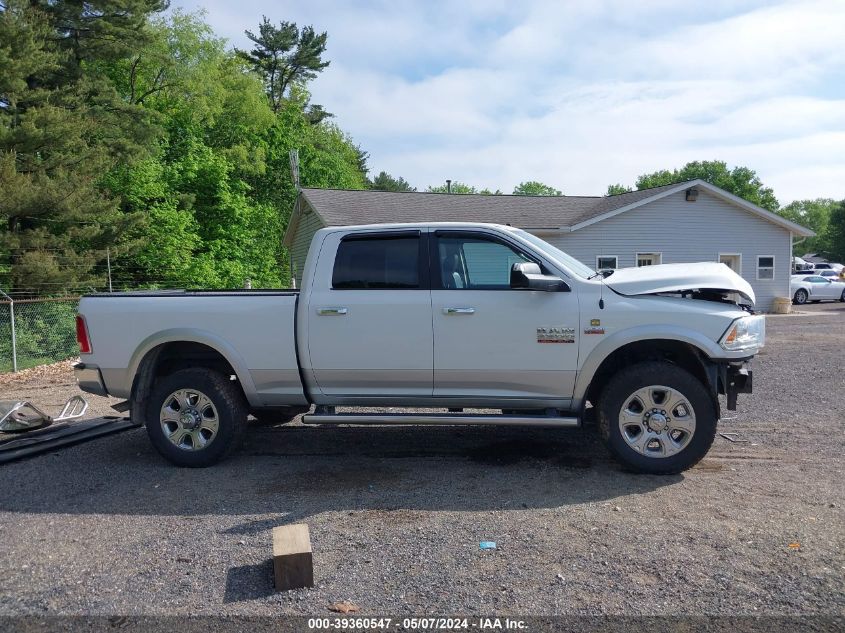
[174,0,845,203]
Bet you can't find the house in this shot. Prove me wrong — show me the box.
[283,179,814,311]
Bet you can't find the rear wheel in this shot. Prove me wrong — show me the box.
[793,289,808,305]
[840,290,845,303]
[146,368,247,467]
[597,361,717,474]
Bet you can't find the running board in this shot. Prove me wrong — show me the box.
[301,413,580,428]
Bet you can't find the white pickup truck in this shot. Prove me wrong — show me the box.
[74,223,763,473]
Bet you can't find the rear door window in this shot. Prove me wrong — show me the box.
[332,235,422,289]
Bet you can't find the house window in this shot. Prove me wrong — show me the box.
[636,253,662,267]
[757,256,775,280]
[596,256,618,271]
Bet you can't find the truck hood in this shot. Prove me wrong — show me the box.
[604,262,755,305]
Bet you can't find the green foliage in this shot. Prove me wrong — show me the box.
[427,181,479,194]
[634,160,779,212]
[776,198,836,255]
[0,0,163,294]
[821,200,845,262]
[0,299,78,372]
[237,16,330,114]
[606,183,633,196]
[513,181,562,196]
[370,171,416,192]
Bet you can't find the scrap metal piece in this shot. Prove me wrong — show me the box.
[719,432,749,443]
[0,416,135,464]
[0,396,88,433]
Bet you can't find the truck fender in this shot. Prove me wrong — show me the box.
[127,328,260,407]
[573,324,722,407]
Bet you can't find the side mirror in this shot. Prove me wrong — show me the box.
[510,262,569,292]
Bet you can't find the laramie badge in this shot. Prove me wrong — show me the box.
[537,326,576,343]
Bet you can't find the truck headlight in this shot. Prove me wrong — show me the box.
[720,315,766,352]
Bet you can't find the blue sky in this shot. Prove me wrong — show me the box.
[172,0,845,204]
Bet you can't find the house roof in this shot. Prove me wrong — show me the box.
[288,179,814,244]
[299,181,685,230]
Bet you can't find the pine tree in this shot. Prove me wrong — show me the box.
[370,171,415,192]
[237,17,330,114]
[0,0,165,294]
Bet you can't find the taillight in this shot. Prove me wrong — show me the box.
[76,315,92,354]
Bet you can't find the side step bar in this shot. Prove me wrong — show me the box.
[301,412,580,428]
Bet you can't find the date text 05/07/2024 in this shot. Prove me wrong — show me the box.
[307,617,528,630]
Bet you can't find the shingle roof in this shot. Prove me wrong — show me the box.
[300,181,690,229]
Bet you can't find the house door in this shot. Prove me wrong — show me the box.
[719,254,741,274]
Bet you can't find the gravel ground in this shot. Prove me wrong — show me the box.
[0,303,842,617]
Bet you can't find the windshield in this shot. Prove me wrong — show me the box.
[510,229,596,279]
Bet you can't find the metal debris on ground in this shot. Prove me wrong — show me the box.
[0,415,137,464]
[0,395,87,433]
[719,432,750,443]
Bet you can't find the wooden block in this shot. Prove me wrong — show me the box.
[273,524,314,591]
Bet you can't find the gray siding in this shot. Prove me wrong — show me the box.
[290,204,326,287]
[535,189,791,311]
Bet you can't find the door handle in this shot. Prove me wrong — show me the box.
[443,307,475,315]
[317,307,348,315]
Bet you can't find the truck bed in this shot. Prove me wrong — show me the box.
[78,290,307,407]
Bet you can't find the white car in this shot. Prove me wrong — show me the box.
[790,274,845,305]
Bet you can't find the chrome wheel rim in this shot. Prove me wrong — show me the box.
[160,389,219,451]
[618,385,696,458]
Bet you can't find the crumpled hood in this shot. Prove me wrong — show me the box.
[605,262,756,304]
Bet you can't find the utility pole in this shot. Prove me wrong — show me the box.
[106,248,113,293]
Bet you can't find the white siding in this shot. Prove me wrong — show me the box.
[291,205,325,287]
[536,189,791,311]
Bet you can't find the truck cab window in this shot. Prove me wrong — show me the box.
[333,236,420,289]
[438,235,531,289]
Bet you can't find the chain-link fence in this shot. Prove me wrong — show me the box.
[0,297,80,373]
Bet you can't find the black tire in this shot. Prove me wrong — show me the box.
[793,289,808,305]
[597,361,717,475]
[840,290,845,303]
[145,368,247,467]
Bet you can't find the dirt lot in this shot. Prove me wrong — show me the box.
[0,303,842,617]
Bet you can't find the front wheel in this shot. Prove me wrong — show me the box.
[146,368,247,467]
[840,290,845,303]
[597,362,717,474]
[793,289,808,305]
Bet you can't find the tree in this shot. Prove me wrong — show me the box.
[634,160,779,212]
[237,16,329,113]
[606,183,632,196]
[370,171,415,192]
[821,200,845,262]
[513,181,562,196]
[776,198,836,255]
[0,0,165,294]
[427,181,478,194]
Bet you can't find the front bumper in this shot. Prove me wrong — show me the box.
[722,361,753,410]
[74,363,109,397]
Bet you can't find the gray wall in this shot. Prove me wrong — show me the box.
[290,203,325,287]
[535,189,791,311]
